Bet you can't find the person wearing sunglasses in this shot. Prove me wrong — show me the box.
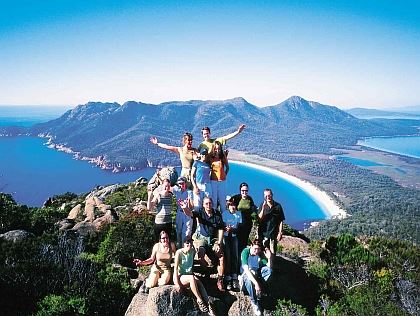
[231,182,258,256]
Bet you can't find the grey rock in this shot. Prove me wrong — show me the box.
[0,230,34,242]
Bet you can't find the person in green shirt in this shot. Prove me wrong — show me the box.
[239,239,273,316]
[173,238,215,315]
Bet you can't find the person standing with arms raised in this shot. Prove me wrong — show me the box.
[198,124,246,156]
[150,132,197,186]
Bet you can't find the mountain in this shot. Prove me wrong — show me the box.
[2,96,418,171]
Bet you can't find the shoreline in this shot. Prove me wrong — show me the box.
[229,158,348,221]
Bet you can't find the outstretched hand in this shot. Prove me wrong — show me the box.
[150,137,158,145]
[133,258,142,267]
[238,124,246,133]
[264,248,272,259]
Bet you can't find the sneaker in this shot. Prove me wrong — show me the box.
[208,303,216,316]
[251,302,261,316]
[226,280,233,291]
[238,275,244,293]
[217,277,225,292]
[232,279,240,292]
[197,300,209,313]
[139,282,148,294]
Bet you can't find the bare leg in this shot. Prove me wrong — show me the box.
[180,275,204,302]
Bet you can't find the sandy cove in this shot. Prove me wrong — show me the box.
[229,151,348,221]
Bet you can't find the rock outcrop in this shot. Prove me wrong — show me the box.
[0,230,34,242]
[126,242,319,315]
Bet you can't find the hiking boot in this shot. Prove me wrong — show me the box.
[217,278,225,292]
[251,302,261,316]
[232,279,240,292]
[197,300,209,313]
[139,282,148,294]
[226,280,233,291]
[208,303,216,316]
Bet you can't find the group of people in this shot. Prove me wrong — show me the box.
[134,125,286,316]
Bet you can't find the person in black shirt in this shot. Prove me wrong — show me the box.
[258,188,285,254]
[181,196,226,292]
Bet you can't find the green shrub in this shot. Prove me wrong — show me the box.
[36,294,86,316]
[85,264,135,316]
[0,193,31,233]
[276,299,308,316]
[95,212,155,266]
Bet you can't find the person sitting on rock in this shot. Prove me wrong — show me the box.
[133,230,176,294]
[150,132,197,187]
[239,239,273,316]
[180,196,226,292]
[173,238,216,316]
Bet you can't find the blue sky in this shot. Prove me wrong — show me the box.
[0,0,419,109]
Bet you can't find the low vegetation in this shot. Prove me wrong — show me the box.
[1,186,419,315]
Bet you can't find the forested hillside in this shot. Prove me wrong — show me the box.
[1,96,417,170]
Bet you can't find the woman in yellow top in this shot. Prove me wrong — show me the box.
[210,141,229,211]
[150,132,197,186]
[133,230,176,293]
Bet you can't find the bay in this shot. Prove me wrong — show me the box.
[358,136,420,159]
[0,136,326,229]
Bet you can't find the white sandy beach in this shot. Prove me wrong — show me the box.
[231,160,348,220]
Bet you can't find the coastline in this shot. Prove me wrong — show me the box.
[229,153,348,221]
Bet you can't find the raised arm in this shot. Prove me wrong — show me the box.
[150,136,179,154]
[220,124,246,142]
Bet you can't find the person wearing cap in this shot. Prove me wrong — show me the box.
[198,124,246,157]
[222,196,242,291]
[191,147,212,208]
[150,132,197,187]
[173,176,194,249]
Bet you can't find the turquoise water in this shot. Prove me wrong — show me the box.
[0,136,156,206]
[0,136,326,229]
[358,136,420,159]
[336,156,385,167]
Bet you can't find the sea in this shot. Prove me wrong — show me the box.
[358,136,420,159]
[2,106,417,230]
